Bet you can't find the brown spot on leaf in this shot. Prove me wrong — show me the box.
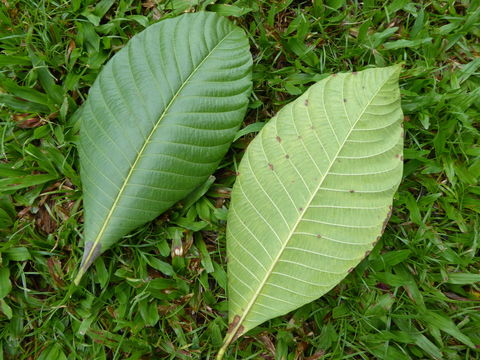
[232,325,245,342]
[304,99,309,106]
[343,98,347,103]
[227,315,240,333]
[276,136,282,142]
[316,234,321,238]
[332,73,337,77]
[268,163,274,170]
[400,156,404,161]
[347,267,354,273]
[381,209,393,233]
[299,207,303,211]
[349,190,355,193]
[298,135,302,140]
[285,154,290,159]
[381,219,388,233]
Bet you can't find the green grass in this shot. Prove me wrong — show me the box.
[1,0,479,359]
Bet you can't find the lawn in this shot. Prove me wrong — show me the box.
[1,0,480,359]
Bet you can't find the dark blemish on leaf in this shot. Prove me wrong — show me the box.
[316,234,321,238]
[362,86,365,89]
[268,163,274,170]
[227,315,241,333]
[299,207,303,211]
[400,123,404,128]
[304,99,309,106]
[395,154,400,158]
[381,219,388,233]
[343,98,347,103]
[298,135,302,140]
[232,325,245,342]
[349,190,355,193]
[332,73,337,77]
[310,125,315,130]
[285,154,290,159]
[276,136,282,143]
[381,209,393,233]
[400,156,404,161]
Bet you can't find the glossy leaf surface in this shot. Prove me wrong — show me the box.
[219,66,403,356]
[76,12,252,283]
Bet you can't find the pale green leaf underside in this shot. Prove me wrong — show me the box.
[77,12,252,281]
[226,66,403,337]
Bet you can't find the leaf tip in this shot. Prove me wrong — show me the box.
[74,241,102,285]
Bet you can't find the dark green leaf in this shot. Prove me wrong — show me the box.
[75,12,252,283]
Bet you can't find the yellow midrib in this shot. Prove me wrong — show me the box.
[232,69,398,334]
[81,29,236,269]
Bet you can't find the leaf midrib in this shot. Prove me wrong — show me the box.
[81,28,237,268]
[234,71,396,331]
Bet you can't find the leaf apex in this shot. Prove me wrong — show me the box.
[75,241,102,285]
